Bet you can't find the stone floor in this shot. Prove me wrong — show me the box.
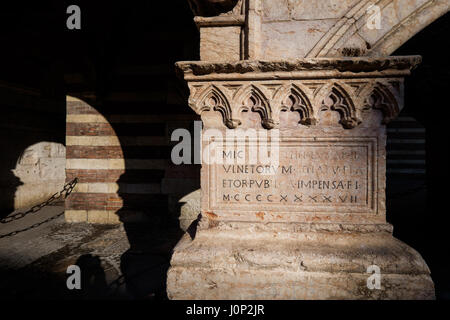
[0,204,177,299]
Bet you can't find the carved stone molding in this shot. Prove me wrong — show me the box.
[176,57,417,129]
[176,56,420,129]
[320,84,361,129]
[364,82,400,124]
[275,83,316,126]
[183,77,410,129]
[176,56,421,77]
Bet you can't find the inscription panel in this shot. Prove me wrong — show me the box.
[208,138,377,214]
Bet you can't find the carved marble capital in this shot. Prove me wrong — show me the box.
[176,56,420,129]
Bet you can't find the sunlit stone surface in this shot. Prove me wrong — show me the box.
[167,0,440,299]
[167,57,434,300]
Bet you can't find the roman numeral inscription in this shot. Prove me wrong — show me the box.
[209,139,376,214]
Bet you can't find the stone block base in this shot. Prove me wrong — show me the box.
[167,225,435,300]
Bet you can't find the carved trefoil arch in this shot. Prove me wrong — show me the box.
[364,82,401,124]
[190,84,241,129]
[320,84,362,129]
[235,84,276,129]
[275,84,317,126]
[186,80,405,130]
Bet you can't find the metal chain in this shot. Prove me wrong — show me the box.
[0,212,65,239]
[0,178,78,224]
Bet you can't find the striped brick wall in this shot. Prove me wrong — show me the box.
[65,95,200,224]
[385,112,426,203]
[387,114,426,179]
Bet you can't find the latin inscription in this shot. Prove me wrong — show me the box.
[209,140,375,212]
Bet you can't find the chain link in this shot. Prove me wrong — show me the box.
[0,178,78,224]
[0,212,65,239]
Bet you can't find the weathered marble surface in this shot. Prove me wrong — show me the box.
[187,0,449,59]
[168,228,434,299]
[12,142,66,209]
[200,26,241,61]
[167,56,434,299]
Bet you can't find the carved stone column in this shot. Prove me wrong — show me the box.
[166,56,434,299]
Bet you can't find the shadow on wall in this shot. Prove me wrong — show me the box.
[65,93,200,299]
[61,0,201,298]
[0,0,201,299]
[115,119,201,299]
[0,85,65,219]
[62,0,201,277]
[112,100,200,299]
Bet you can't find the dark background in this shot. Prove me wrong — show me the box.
[390,12,450,299]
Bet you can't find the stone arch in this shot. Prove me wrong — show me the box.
[274,84,317,126]
[235,84,275,129]
[306,0,449,57]
[194,84,240,129]
[319,83,362,129]
[365,82,400,124]
[367,0,449,56]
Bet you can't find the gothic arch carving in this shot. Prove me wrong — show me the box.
[235,84,276,129]
[193,84,241,129]
[364,82,400,124]
[274,84,317,126]
[319,84,362,129]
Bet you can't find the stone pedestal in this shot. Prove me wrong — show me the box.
[167,57,435,299]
